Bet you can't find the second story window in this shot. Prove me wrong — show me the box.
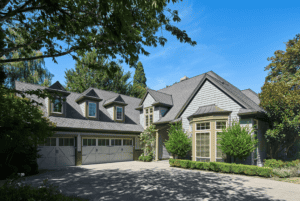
[88,102,96,117]
[116,107,123,120]
[161,109,167,117]
[52,98,62,113]
[145,107,153,127]
[196,122,210,130]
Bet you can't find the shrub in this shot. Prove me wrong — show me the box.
[0,177,88,201]
[231,164,245,174]
[243,166,259,176]
[209,162,221,172]
[264,159,300,169]
[219,163,231,173]
[256,167,273,178]
[180,160,191,168]
[138,152,153,162]
[272,168,292,178]
[174,159,182,167]
[169,159,175,167]
[190,161,197,169]
[195,162,204,169]
[203,162,210,170]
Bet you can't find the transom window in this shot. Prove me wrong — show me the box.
[89,102,96,117]
[59,138,74,146]
[196,132,210,161]
[116,107,123,120]
[83,139,96,146]
[216,121,226,130]
[111,139,122,146]
[123,139,133,146]
[52,98,62,113]
[145,107,153,127]
[39,138,56,146]
[98,139,109,146]
[196,122,210,130]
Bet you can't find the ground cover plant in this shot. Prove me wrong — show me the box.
[0,174,88,201]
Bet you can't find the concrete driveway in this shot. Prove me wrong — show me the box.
[10,160,300,201]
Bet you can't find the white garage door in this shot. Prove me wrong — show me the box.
[82,138,133,165]
[37,137,76,169]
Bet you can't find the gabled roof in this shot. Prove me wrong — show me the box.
[187,104,231,119]
[46,81,70,96]
[139,88,173,107]
[14,81,143,133]
[76,88,102,103]
[241,89,260,105]
[153,71,266,124]
[103,94,128,107]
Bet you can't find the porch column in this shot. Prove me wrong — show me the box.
[156,130,159,161]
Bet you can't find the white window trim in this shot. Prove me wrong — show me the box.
[116,106,123,120]
[196,121,211,131]
[215,121,227,130]
[88,102,97,117]
[195,130,211,161]
[51,98,63,113]
[144,106,153,127]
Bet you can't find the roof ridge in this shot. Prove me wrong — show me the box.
[158,71,208,91]
[93,88,142,100]
[242,88,259,97]
[148,88,172,96]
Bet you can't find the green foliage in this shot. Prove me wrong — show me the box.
[1,25,54,89]
[130,83,147,99]
[195,162,204,169]
[64,49,132,95]
[190,161,197,169]
[164,122,192,158]
[138,152,153,162]
[1,0,197,70]
[217,119,258,162]
[133,61,147,88]
[169,158,175,167]
[179,160,191,168]
[174,159,182,167]
[0,178,88,201]
[139,124,156,157]
[0,88,56,167]
[218,163,231,173]
[264,159,300,169]
[260,33,300,160]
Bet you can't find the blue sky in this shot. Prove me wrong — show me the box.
[42,0,300,94]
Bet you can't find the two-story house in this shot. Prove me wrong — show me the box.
[15,71,271,169]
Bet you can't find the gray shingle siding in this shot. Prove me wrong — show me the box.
[143,93,155,108]
[181,80,242,131]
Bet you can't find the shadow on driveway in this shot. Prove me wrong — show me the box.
[16,166,285,201]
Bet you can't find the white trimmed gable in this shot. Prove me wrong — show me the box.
[181,80,243,132]
[143,93,155,108]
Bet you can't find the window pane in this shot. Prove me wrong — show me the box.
[161,110,166,117]
[53,99,62,113]
[92,139,96,146]
[83,139,87,146]
[150,107,153,113]
[88,139,91,146]
[64,138,70,146]
[59,138,64,146]
[89,103,96,117]
[196,124,200,130]
[146,116,149,126]
[117,139,121,146]
[70,138,74,146]
[150,115,153,124]
[117,107,122,119]
[45,138,51,146]
[51,138,56,146]
[106,139,109,146]
[111,139,115,146]
[206,123,210,129]
[146,109,148,114]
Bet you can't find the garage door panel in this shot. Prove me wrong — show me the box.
[57,147,75,166]
[82,146,96,165]
[96,153,110,163]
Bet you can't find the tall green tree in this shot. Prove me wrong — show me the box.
[65,49,132,95]
[259,34,300,160]
[133,61,147,88]
[1,25,54,89]
[217,119,258,163]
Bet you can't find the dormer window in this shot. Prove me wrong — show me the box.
[52,98,62,113]
[88,102,96,117]
[161,109,167,117]
[116,107,123,120]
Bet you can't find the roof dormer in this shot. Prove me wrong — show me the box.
[103,95,128,123]
[45,81,71,117]
[76,88,102,120]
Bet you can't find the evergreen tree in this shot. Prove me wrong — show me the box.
[65,49,132,95]
[133,61,147,88]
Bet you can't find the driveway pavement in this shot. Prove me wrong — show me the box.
[7,160,300,201]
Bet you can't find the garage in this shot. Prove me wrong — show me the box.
[82,138,133,165]
[37,137,76,169]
